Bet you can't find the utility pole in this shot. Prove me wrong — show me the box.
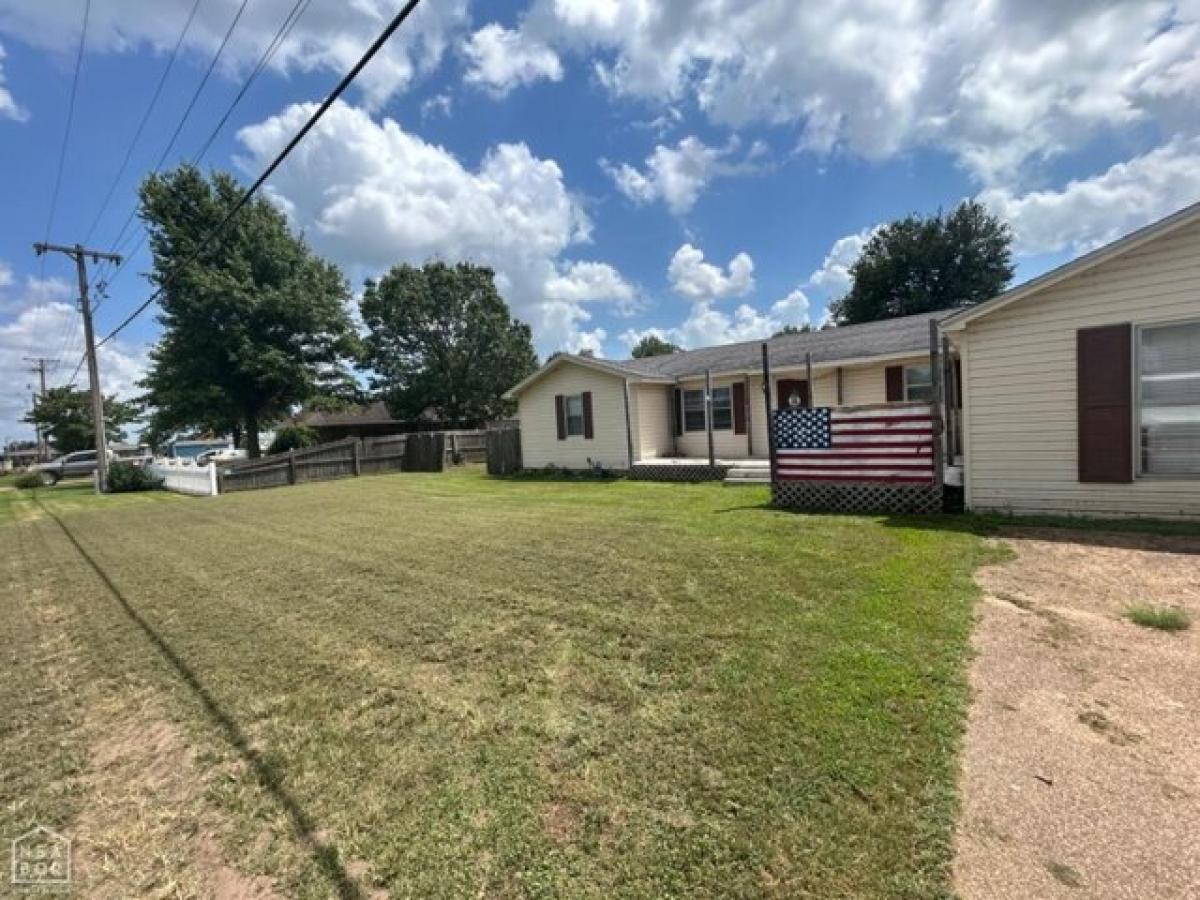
[24,355,54,461]
[32,243,122,492]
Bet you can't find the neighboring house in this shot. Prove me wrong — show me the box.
[508,199,1200,518]
[505,311,949,470]
[294,400,459,443]
[943,199,1200,519]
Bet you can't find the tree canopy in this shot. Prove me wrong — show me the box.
[630,335,681,358]
[360,262,538,424]
[828,200,1014,325]
[137,165,356,457]
[24,387,138,454]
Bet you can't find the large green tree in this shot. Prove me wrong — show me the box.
[630,335,681,358]
[360,262,538,423]
[829,200,1014,325]
[138,165,356,457]
[24,387,138,454]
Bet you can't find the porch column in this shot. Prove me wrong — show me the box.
[705,368,716,467]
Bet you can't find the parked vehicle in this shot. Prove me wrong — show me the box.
[194,447,246,466]
[32,448,152,485]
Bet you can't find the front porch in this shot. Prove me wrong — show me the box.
[629,456,770,484]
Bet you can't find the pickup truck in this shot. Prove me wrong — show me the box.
[31,449,151,485]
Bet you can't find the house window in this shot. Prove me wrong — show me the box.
[565,394,585,436]
[711,387,732,430]
[683,390,706,432]
[904,364,933,402]
[683,387,732,431]
[1138,321,1200,476]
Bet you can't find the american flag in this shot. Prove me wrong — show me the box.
[774,405,935,483]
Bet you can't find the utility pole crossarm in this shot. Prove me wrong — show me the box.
[31,242,123,492]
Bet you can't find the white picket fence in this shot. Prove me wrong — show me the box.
[146,459,219,497]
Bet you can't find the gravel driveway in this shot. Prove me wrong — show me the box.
[954,528,1200,899]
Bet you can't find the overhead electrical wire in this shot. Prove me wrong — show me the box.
[94,0,315,298]
[81,0,203,247]
[83,0,425,372]
[103,0,252,258]
[41,0,91,272]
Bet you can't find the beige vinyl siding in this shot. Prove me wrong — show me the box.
[634,384,674,459]
[674,376,753,459]
[517,363,631,470]
[959,218,1200,518]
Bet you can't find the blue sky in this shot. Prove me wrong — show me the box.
[2,0,1199,444]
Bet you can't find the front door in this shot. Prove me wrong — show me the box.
[777,379,810,409]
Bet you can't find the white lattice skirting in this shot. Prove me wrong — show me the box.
[772,480,943,514]
[630,464,730,482]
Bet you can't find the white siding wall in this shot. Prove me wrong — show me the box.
[634,384,674,459]
[960,218,1200,518]
[518,364,631,470]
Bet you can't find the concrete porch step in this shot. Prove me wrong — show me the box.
[724,463,771,485]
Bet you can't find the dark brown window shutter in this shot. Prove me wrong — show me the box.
[1078,323,1133,483]
[582,391,594,439]
[732,381,747,434]
[776,379,810,409]
[673,388,683,435]
[554,394,567,440]
[885,365,904,402]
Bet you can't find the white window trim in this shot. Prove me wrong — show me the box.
[1134,317,1200,480]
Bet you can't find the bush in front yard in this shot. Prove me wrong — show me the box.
[107,461,163,493]
[268,425,320,455]
[12,472,43,490]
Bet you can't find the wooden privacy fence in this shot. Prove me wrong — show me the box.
[219,431,456,493]
[486,426,522,475]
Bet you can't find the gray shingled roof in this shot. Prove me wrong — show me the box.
[610,309,955,380]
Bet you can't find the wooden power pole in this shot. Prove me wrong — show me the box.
[32,242,122,492]
[24,355,54,461]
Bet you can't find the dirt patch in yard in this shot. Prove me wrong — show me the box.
[954,528,1200,899]
[73,694,282,899]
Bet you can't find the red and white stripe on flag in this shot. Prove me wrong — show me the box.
[777,405,935,484]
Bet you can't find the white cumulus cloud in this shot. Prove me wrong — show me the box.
[511,0,1200,185]
[0,42,25,122]
[235,100,633,355]
[0,296,148,445]
[981,135,1200,255]
[0,0,469,109]
[602,135,765,215]
[462,23,563,96]
[667,243,755,302]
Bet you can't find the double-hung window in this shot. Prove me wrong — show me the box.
[682,387,732,431]
[1138,321,1200,476]
[564,394,585,437]
[903,364,933,402]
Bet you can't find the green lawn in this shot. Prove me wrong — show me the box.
[1,472,1001,898]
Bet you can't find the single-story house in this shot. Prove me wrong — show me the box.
[505,311,950,471]
[943,198,1200,519]
[293,400,474,443]
[507,199,1200,518]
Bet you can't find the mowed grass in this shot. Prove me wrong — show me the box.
[1,471,1001,898]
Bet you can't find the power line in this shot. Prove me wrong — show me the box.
[104,0,252,256]
[90,0,315,299]
[94,0,425,352]
[39,0,91,278]
[81,0,203,246]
